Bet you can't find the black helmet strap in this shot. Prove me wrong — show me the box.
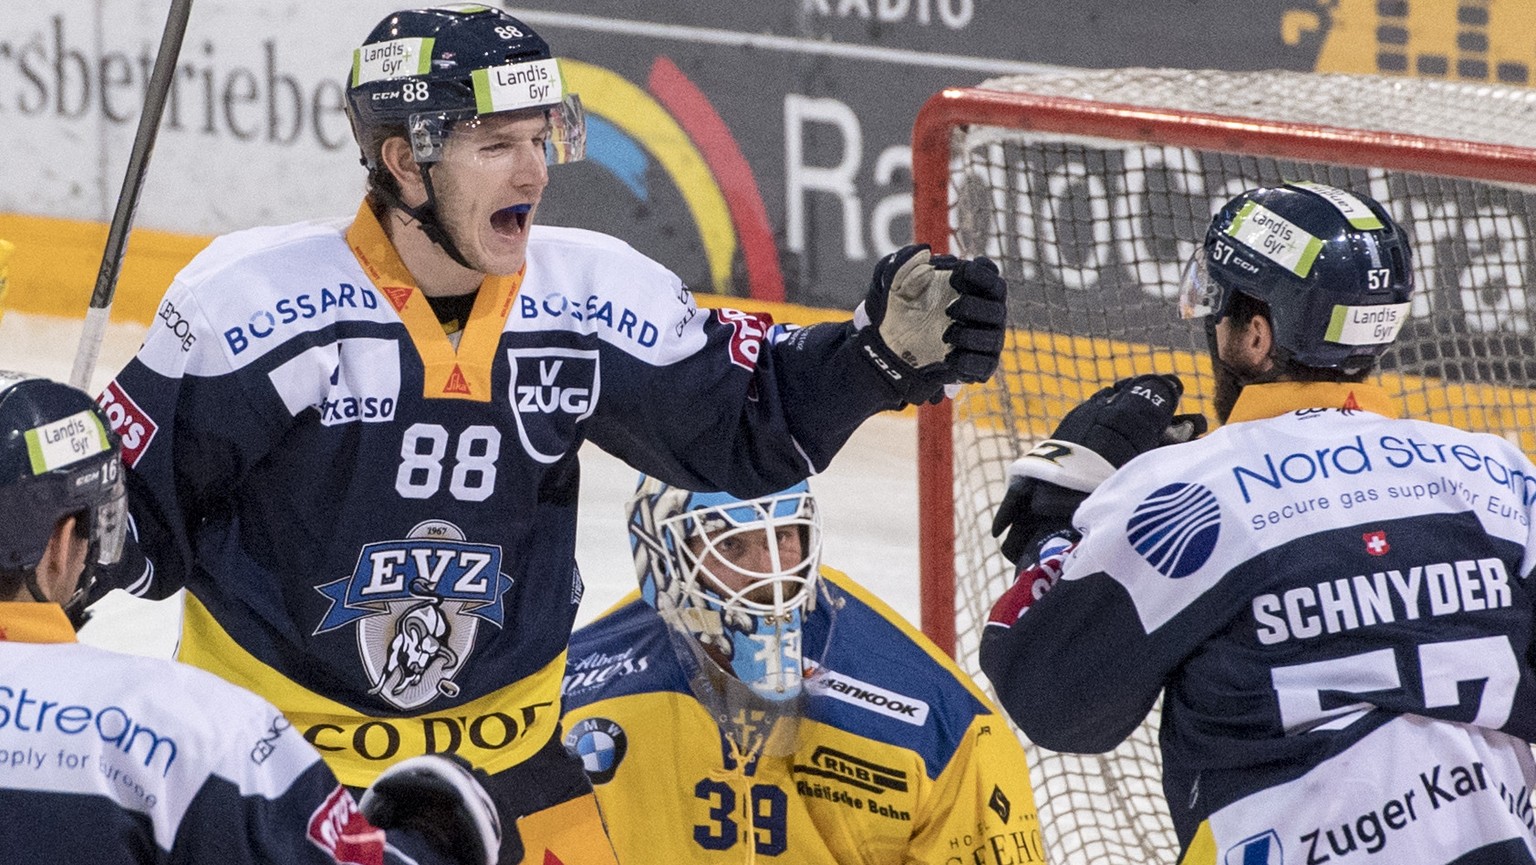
[18,540,97,632]
[373,161,477,272]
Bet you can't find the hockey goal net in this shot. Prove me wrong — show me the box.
[913,68,1536,864]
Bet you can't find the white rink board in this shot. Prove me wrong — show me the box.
[0,312,923,659]
[0,1,408,233]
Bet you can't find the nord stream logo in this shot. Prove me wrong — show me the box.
[1127,483,1221,579]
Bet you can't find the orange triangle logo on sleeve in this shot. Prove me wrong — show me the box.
[444,365,472,395]
[1341,391,1362,411]
[380,285,414,312]
[543,852,565,865]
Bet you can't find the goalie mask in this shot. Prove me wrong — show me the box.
[0,373,127,626]
[1178,181,1414,375]
[628,476,822,703]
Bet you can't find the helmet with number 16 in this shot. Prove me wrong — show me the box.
[0,373,127,625]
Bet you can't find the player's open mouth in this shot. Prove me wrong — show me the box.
[490,203,532,237]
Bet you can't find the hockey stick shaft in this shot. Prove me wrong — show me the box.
[70,0,195,391]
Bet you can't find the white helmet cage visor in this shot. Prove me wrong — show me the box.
[660,490,822,623]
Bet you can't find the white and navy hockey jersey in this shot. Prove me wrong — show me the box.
[0,602,448,864]
[561,569,1044,865]
[981,381,1536,864]
[93,203,905,787]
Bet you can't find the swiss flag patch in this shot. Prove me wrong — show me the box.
[1363,530,1390,556]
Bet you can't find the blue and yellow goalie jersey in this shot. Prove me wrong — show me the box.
[561,569,1045,865]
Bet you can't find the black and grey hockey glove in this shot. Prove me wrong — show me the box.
[853,244,1007,405]
[360,754,502,865]
[991,373,1206,564]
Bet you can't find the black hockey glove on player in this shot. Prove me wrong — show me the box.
[991,373,1206,565]
[854,244,1007,405]
[360,754,502,865]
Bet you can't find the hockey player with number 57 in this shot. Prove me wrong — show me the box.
[86,5,1007,865]
[982,182,1536,864]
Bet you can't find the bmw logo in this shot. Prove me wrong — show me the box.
[563,717,628,785]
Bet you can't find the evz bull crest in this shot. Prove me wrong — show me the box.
[314,520,513,710]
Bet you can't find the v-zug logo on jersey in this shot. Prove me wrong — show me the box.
[314,520,513,710]
[506,347,599,464]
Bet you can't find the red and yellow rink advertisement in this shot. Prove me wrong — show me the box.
[1,0,1534,322]
[1299,0,1536,84]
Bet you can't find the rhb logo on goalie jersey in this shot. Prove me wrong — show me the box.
[314,519,513,710]
[505,347,599,464]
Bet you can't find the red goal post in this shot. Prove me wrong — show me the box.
[910,68,1536,864]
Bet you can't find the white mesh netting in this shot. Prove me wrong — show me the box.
[930,68,1536,865]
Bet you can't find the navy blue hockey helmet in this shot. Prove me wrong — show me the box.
[345,4,585,169]
[0,372,126,610]
[1179,181,1415,375]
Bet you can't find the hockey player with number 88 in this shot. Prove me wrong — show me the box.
[86,5,1007,865]
[983,182,1536,865]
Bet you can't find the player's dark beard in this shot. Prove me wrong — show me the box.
[1212,360,1245,425]
[1207,317,1261,424]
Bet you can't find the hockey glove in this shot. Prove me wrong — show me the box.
[991,373,1206,564]
[359,755,502,865]
[986,531,1078,628]
[854,244,1007,405]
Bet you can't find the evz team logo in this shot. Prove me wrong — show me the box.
[506,347,599,464]
[314,520,513,710]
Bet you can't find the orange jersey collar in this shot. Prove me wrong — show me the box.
[1225,381,1401,425]
[346,202,524,402]
[0,602,78,644]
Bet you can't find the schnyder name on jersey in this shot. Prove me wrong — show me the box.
[1252,557,1513,645]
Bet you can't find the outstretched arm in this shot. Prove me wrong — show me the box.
[980,374,1204,753]
[588,244,1007,497]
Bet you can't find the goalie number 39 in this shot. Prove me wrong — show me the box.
[693,779,788,856]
